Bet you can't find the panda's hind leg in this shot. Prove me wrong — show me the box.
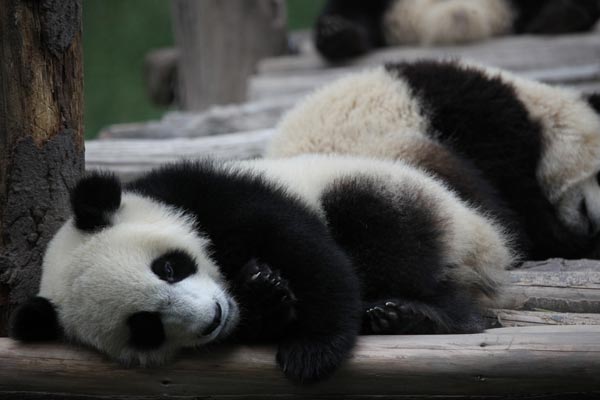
[322,174,497,337]
[362,294,485,335]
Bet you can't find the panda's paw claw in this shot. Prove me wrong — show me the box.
[237,258,297,319]
[363,299,406,334]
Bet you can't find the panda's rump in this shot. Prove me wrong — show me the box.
[320,174,453,301]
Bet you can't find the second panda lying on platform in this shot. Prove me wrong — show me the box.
[268,60,600,261]
[10,155,513,383]
[315,0,600,61]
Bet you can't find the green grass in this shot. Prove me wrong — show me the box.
[83,0,325,139]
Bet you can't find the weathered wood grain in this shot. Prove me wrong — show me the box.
[0,0,84,335]
[1,326,600,398]
[86,129,274,180]
[486,309,600,328]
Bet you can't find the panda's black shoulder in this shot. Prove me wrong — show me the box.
[125,160,321,235]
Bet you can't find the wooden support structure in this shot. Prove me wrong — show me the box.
[171,0,287,110]
[1,326,600,399]
[0,0,84,335]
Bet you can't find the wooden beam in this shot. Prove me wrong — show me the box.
[1,326,600,398]
[486,309,600,327]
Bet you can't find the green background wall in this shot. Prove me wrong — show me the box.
[83,0,325,139]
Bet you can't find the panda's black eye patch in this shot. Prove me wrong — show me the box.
[151,251,197,283]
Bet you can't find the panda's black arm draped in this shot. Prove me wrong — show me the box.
[126,161,362,383]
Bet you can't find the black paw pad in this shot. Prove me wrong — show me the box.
[363,300,427,334]
[239,260,297,306]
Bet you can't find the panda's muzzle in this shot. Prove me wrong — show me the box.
[201,302,222,336]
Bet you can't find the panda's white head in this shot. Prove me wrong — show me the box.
[10,173,239,366]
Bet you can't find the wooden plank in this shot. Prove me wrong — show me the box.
[98,96,299,140]
[86,129,274,180]
[2,326,600,398]
[258,32,600,75]
[486,309,600,328]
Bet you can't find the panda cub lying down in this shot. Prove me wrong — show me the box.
[11,155,513,383]
[316,0,600,61]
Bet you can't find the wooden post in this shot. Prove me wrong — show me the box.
[171,0,287,111]
[0,0,84,335]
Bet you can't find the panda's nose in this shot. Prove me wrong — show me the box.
[201,302,222,336]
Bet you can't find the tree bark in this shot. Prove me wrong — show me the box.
[171,0,287,111]
[0,0,84,335]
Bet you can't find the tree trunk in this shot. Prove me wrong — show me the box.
[0,0,84,335]
[171,0,287,111]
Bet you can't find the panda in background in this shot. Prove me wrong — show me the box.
[10,155,514,383]
[268,60,600,261]
[315,0,600,61]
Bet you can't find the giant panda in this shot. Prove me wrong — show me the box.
[268,60,600,261]
[316,0,600,61]
[10,155,514,383]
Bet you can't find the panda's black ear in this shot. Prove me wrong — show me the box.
[71,171,122,231]
[588,93,600,114]
[9,297,61,342]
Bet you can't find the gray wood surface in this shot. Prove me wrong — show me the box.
[1,326,600,398]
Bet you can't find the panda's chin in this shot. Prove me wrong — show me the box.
[192,297,239,346]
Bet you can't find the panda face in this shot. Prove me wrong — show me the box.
[25,174,240,366]
[557,173,600,238]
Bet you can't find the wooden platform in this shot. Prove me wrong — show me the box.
[2,261,600,398]
[2,326,600,399]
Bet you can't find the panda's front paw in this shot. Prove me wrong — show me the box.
[276,335,352,383]
[232,259,298,341]
[237,259,297,320]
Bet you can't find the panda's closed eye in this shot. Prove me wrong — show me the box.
[151,251,197,283]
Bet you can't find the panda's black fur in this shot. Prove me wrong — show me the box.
[389,61,587,259]
[11,155,512,382]
[316,0,600,61]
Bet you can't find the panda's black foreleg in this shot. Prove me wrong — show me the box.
[361,297,484,335]
[231,258,298,342]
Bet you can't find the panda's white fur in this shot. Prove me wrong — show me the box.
[41,193,238,366]
[384,0,514,46]
[268,61,600,251]
[243,155,514,293]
